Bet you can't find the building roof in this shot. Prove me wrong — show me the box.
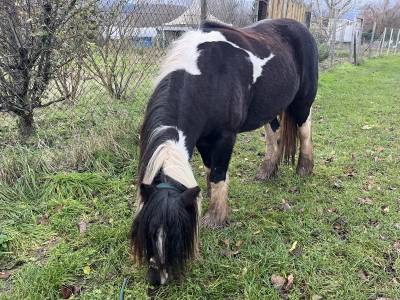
[164,0,224,28]
[131,4,187,27]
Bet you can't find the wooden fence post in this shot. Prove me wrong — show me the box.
[305,10,311,28]
[387,28,393,55]
[282,0,288,18]
[200,0,207,22]
[368,22,376,58]
[329,10,338,67]
[258,0,269,20]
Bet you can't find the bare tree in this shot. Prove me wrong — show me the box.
[210,0,253,26]
[362,0,400,34]
[54,59,87,105]
[84,0,138,100]
[0,0,96,138]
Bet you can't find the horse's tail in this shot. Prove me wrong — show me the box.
[279,111,298,165]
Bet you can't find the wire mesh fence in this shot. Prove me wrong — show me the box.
[0,0,399,176]
[311,15,400,70]
[0,1,256,149]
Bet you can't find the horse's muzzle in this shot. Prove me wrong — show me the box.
[147,260,169,286]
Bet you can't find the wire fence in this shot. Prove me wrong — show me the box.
[312,15,400,70]
[0,0,399,172]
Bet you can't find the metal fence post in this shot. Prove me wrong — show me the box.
[387,28,394,55]
[368,22,376,58]
[357,17,364,63]
[395,29,400,55]
[349,21,355,62]
[200,0,207,22]
[380,27,387,55]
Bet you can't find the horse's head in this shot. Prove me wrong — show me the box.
[131,183,200,285]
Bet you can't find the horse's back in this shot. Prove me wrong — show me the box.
[238,19,318,130]
[247,18,318,97]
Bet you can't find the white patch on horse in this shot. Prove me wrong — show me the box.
[136,125,197,213]
[156,226,166,264]
[156,227,169,284]
[298,111,312,156]
[149,125,189,161]
[160,269,168,285]
[155,30,274,86]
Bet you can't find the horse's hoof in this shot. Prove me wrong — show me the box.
[201,212,228,229]
[256,160,278,181]
[297,157,314,176]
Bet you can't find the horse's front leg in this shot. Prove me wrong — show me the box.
[202,133,236,229]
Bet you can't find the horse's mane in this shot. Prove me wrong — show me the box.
[138,77,197,196]
[200,20,235,31]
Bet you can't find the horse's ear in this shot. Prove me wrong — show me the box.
[140,184,155,202]
[181,186,200,208]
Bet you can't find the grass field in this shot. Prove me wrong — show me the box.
[1,56,400,299]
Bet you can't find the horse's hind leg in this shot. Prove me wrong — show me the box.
[202,132,236,229]
[296,110,314,176]
[256,118,281,180]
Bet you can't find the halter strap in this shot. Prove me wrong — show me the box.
[156,182,182,193]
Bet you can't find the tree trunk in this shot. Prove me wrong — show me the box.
[18,112,35,139]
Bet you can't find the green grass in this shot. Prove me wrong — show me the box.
[1,56,400,299]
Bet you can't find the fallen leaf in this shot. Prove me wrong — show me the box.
[0,271,11,280]
[376,146,385,153]
[223,239,230,246]
[380,235,388,241]
[285,274,294,290]
[282,199,292,211]
[78,220,87,234]
[59,285,81,299]
[327,207,337,213]
[311,295,323,300]
[37,213,49,225]
[220,249,240,257]
[324,156,335,164]
[235,240,243,248]
[394,240,400,253]
[83,265,91,275]
[59,286,73,299]
[382,206,390,214]
[289,241,298,253]
[358,197,373,205]
[271,274,286,289]
[333,179,343,189]
[358,269,368,281]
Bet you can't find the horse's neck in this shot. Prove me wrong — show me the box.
[143,132,197,189]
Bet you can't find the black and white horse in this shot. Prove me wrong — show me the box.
[131,18,318,285]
